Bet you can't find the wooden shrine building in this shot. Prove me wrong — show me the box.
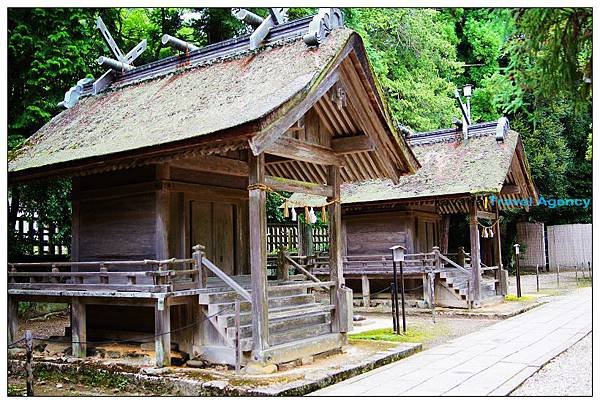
[7,9,419,370]
[288,120,538,308]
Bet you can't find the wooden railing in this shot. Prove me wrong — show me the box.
[8,258,199,294]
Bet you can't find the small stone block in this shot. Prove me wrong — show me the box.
[244,362,278,375]
[300,356,314,365]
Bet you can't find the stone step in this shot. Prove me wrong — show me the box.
[226,310,331,340]
[239,322,332,351]
[208,293,315,316]
[217,303,335,329]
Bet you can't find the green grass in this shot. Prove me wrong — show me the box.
[505,294,534,302]
[577,277,592,288]
[349,327,438,343]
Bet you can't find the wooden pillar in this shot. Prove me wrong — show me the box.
[440,215,450,254]
[468,200,482,306]
[494,204,507,295]
[155,299,171,367]
[361,275,370,307]
[328,165,344,332]
[156,163,170,260]
[422,273,431,306]
[8,296,18,345]
[71,298,86,358]
[248,153,269,352]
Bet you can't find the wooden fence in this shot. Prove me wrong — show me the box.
[11,210,70,259]
[266,223,329,253]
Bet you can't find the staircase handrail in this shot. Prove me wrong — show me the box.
[201,257,252,302]
[437,252,471,277]
[285,255,331,290]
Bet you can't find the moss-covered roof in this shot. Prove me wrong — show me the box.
[9,28,354,175]
[288,123,537,208]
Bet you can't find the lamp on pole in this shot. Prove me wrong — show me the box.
[514,243,522,298]
[390,245,406,334]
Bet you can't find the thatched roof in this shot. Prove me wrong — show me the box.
[288,121,538,213]
[9,26,356,176]
[9,11,420,183]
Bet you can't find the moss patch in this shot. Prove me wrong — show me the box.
[349,325,445,344]
[505,294,534,302]
[577,277,592,288]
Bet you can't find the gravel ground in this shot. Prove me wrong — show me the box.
[511,333,592,396]
[508,269,585,296]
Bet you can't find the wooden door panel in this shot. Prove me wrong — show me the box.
[190,201,212,261]
[213,203,235,275]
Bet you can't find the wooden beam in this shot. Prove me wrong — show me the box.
[340,61,400,183]
[331,134,374,154]
[155,299,171,367]
[250,69,342,155]
[265,175,333,197]
[170,155,249,177]
[248,153,270,352]
[469,199,482,307]
[266,136,344,167]
[71,297,86,358]
[328,165,344,332]
[476,210,496,220]
[500,184,520,195]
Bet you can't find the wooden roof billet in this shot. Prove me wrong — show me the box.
[287,121,538,214]
[9,19,418,184]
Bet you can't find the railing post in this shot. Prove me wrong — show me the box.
[99,263,109,284]
[50,264,59,284]
[193,244,207,289]
[9,264,16,284]
[234,299,242,374]
[25,330,34,396]
[277,248,290,281]
[457,247,466,268]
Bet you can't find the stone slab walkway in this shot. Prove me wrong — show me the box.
[311,288,591,396]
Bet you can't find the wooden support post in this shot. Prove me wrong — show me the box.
[192,244,207,288]
[8,296,18,345]
[155,299,171,367]
[277,249,290,281]
[25,330,34,396]
[422,272,431,306]
[248,153,269,353]
[493,204,505,295]
[440,215,450,254]
[71,297,86,358]
[469,200,482,306]
[155,163,171,260]
[361,275,371,307]
[328,165,344,332]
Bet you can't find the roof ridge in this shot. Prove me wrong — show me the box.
[81,15,317,97]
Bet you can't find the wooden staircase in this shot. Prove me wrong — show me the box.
[196,276,338,365]
[437,269,500,308]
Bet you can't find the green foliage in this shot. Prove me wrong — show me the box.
[345,8,462,131]
[507,8,592,108]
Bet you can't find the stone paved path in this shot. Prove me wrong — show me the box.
[311,288,591,396]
